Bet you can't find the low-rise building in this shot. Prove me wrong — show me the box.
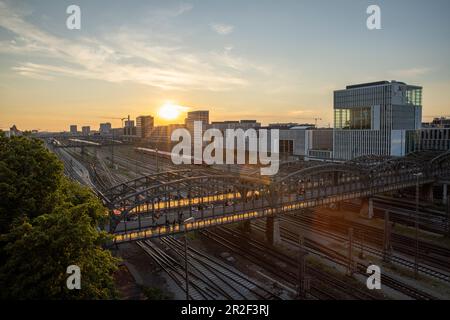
[393,128,450,155]
[149,124,185,144]
[278,127,333,160]
[209,120,261,132]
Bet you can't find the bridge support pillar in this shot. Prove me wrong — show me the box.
[421,183,434,203]
[359,197,374,219]
[330,201,341,211]
[266,216,281,245]
[240,220,251,233]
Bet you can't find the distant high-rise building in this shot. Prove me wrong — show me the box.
[136,115,154,138]
[333,80,422,160]
[185,111,209,146]
[70,125,78,135]
[99,123,111,135]
[124,120,136,136]
[185,110,209,132]
[81,126,90,136]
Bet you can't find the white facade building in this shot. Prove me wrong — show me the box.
[333,81,422,160]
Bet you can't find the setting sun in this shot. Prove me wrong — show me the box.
[157,102,186,121]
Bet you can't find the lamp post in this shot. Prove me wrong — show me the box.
[183,216,195,300]
[155,147,159,173]
[111,128,115,169]
[413,172,423,279]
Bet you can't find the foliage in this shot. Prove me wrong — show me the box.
[0,136,63,233]
[0,136,119,299]
[140,286,172,300]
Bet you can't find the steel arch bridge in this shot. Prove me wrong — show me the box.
[100,151,450,244]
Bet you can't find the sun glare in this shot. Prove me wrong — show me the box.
[158,102,185,121]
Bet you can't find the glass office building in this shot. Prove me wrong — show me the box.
[333,81,422,160]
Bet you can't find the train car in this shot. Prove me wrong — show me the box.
[134,147,209,167]
[135,147,173,160]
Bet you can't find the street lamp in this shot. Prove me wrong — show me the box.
[183,216,195,300]
[413,172,423,279]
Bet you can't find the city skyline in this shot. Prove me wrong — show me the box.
[1,1,450,304]
[1,0,450,131]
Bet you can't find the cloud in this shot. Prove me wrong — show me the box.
[211,23,234,35]
[210,47,272,75]
[289,110,315,115]
[149,2,193,19]
[389,67,431,78]
[172,3,194,16]
[0,1,265,91]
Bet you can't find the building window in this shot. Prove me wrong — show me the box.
[279,140,293,155]
[334,107,371,129]
[406,88,422,106]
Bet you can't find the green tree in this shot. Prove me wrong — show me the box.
[0,136,63,234]
[0,136,119,299]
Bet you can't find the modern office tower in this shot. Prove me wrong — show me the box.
[70,125,78,135]
[99,122,112,135]
[81,126,90,136]
[333,80,422,160]
[136,115,154,138]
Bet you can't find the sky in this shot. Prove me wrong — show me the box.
[1,0,450,131]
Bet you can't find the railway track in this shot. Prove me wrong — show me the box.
[250,219,438,300]
[283,212,450,281]
[342,199,448,235]
[374,195,448,216]
[138,238,280,300]
[161,237,281,299]
[200,228,336,300]
[201,226,382,300]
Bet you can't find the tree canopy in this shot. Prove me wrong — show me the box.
[0,136,63,233]
[0,136,118,299]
